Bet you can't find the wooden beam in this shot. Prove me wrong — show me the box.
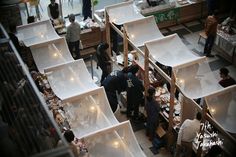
[144,45,150,96]
[167,71,176,148]
[105,11,111,58]
[197,100,207,157]
[123,30,128,67]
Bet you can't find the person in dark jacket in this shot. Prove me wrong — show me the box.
[8,24,21,53]
[48,0,60,20]
[82,0,92,21]
[101,67,129,112]
[219,67,236,87]
[126,64,144,119]
[145,87,160,141]
[204,145,222,157]
[96,42,111,83]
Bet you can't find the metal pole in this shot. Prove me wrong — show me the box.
[90,54,94,79]
[25,2,30,17]
[35,4,40,20]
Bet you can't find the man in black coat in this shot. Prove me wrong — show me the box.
[126,65,144,119]
[48,0,60,20]
[82,0,92,21]
[101,69,128,112]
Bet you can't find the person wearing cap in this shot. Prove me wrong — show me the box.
[126,64,144,120]
[47,0,60,20]
[219,67,236,88]
[66,14,81,59]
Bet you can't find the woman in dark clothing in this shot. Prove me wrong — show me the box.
[82,0,92,21]
[96,42,111,83]
[146,87,160,141]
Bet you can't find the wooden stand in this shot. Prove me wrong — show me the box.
[105,10,112,58]
[123,30,128,68]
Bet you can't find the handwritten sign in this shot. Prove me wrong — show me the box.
[195,123,223,149]
[145,8,180,23]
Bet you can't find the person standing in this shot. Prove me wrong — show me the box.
[96,42,112,83]
[204,13,218,57]
[101,67,129,112]
[8,24,21,53]
[47,0,60,20]
[145,87,160,141]
[66,14,81,59]
[126,65,144,120]
[175,112,202,157]
[218,67,236,87]
[82,0,92,21]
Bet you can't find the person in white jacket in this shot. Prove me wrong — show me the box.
[175,112,202,157]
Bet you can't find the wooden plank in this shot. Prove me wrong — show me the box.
[80,47,96,58]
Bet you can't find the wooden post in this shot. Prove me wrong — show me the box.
[168,70,176,148]
[197,100,206,157]
[144,46,150,96]
[105,11,111,58]
[123,30,128,68]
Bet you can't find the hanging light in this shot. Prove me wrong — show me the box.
[89,106,96,112]
[53,53,58,57]
[40,33,44,38]
[210,108,216,114]
[70,77,74,81]
[112,141,120,148]
[112,18,117,23]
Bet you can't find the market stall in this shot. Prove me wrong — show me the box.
[205,85,236,134]
[44,59,99,100]
[30,37,74,74]
[215,29,236,65]
[136,0,207,28]
[62,87,119,138]
[82,121,146,157]
[145,33,223,99]
[17,20,60,47]
[123,15,163,47]
[105,0,144,59]
[15,18,148,156]
[105,1,144,25]
[144,33,236,155]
